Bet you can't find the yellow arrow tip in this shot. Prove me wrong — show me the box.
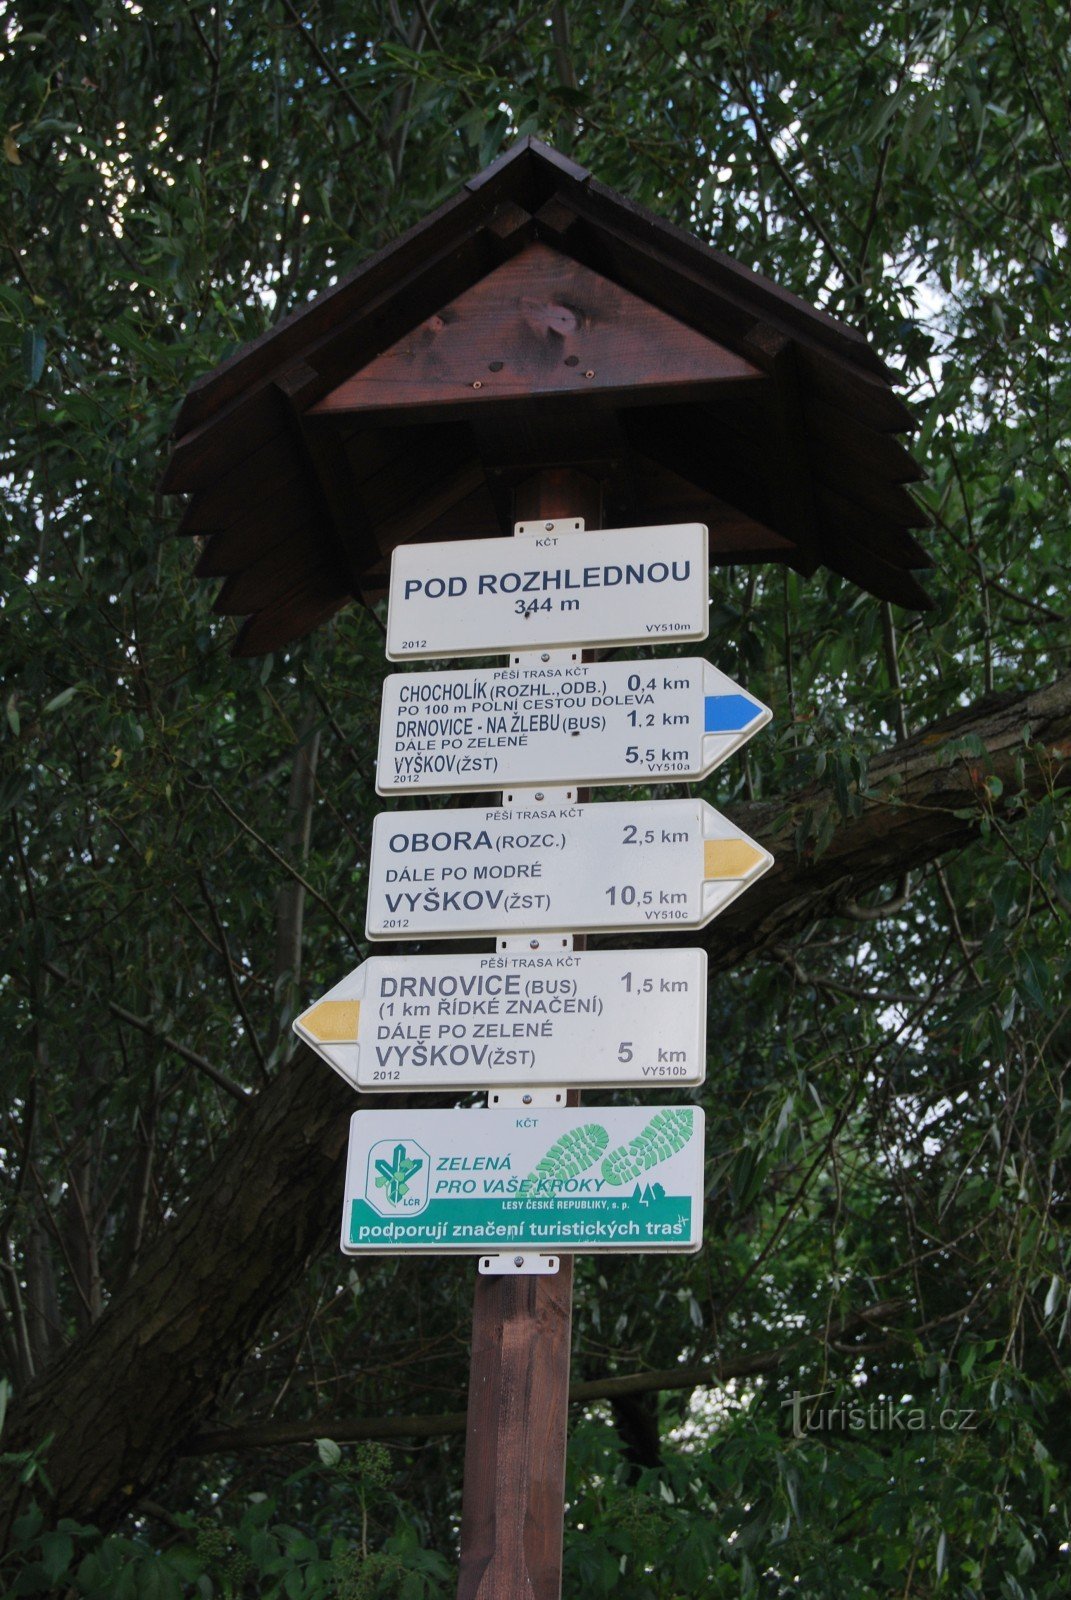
[704,839,767,880]
[301,999,361,1042]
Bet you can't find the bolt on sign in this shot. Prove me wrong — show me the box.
[294,948,707,1091]
[341,1107,706,1255]
[385,522,709,660]
[365,797,772,940]
[376,657,770,794]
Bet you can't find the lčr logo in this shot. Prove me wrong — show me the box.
[366,1139,430,1215]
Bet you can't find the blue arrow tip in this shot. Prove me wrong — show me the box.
[704,694,761,733]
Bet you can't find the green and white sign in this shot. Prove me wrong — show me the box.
[342,1107,705,1255]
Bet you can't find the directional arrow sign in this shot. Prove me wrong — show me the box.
[366,798,772,939]
[376,657,770,794]
[385,523,709,660]
[294,948,707,1091]
[342,1106,705,1255]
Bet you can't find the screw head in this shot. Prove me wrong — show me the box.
[514,1255,524,1268]
[540,652,550,662]
[529,939,540,950]
[522,1093,532,1104]
[471,379,482,389]
[584,369,595,379]
[545,522,554,531]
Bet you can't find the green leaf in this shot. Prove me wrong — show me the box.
[315,1437,342,1469]
[135,1558,184,1600]
[43,685,79,713]
[250,1529,279,1570]
[162,1544,206,1581]
[12,1504,44,1546]
[1044,1274,1061,1318]
[40,1530,74,1583]
[12,1562,51,1595]
[21,327,46,385]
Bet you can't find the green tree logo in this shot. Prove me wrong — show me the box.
[374,1143,424,1205]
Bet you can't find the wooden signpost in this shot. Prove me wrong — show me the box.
[300,497,771,1598]
[160,128,934,1600]
[169,138,930,1600]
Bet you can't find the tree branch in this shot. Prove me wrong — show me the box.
[41,961,252,1106]
[197,868,269,1081]
[188,1297,907,1452]
[276,0,379,138]
[187,774,362,953]
[691,670,1071,972]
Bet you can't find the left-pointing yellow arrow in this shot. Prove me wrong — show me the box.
[704,839,767,880]
[301,1000,361,1042]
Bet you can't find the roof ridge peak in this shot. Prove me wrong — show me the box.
[464,135,591,193]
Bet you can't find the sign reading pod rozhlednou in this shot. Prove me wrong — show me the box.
[342,1106,706,1255]
[365,798,772,940]
[385,523,709,660]
[293,948,707,1091]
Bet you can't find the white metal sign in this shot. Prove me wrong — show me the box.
[385,523,709,660]
[342,1106,705,1255]
[365,797,771,940]
[376,658,770,794]
[294,948,707,1091]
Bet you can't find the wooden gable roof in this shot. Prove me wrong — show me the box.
[164,137,931,656]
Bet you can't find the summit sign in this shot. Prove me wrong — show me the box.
[385,522,709,660]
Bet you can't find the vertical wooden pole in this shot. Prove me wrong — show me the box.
[456,468,602,1600]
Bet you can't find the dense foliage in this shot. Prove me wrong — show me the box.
[2,1,1069,1594]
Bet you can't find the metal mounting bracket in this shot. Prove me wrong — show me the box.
[509,649,580,668]
[503,785,576,805]
[513,518,585,538]
[479,1253,561,1276]
[487,1087,566,1108]
[497,933,575,954]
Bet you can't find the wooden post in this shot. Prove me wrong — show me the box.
[455,1260,575,1600]
[455,468,601,1600]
